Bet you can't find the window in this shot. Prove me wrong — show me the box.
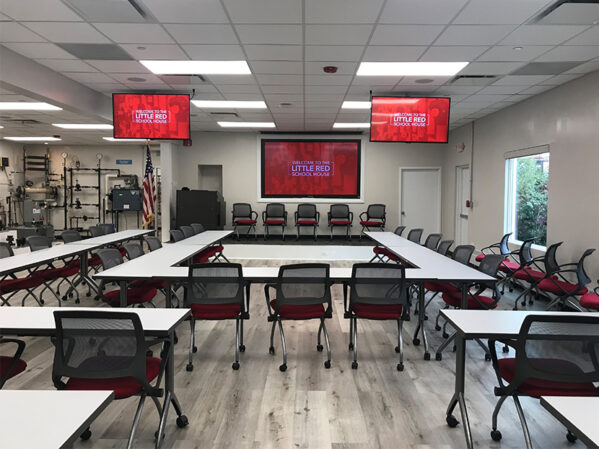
[505,152,549,247]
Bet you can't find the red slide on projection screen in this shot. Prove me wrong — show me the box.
[262,140,361,198]
[370,96,450,143]
[113,93,190,140]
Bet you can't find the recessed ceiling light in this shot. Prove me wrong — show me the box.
[0,102,62,111]
[357,62,468,76]
[513,46,523,51]
[342,101,371,109]
[217,121,275,128]
[103,137,147,142]
[127,77,146,82]
[192,100,267,109]
[415,78,434,84]
[136,46,146,50]
[53,124,113,130]
[5,137,62,141]
[140,60,251,75]
[0,125,3,129]
[333,123,370,129]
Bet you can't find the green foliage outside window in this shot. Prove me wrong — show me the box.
[515,155,549,246]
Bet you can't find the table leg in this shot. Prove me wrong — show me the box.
[119,280,127,307]
[165,280,172,309]
[412,282,430,360]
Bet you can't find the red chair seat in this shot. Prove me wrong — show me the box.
[500,260,521,272]
[537,278,588,295]
[580,293,599,310]
[270,299,325,319]
[192,245,224,263]
[34,266,79,280]
[88,255,102,266]
[235,219,256,225]
[424,281,459,294]
[475,254,485,262]
[0,276,44,293]
[497,358,598,398]
[118,246,127,257]
[513,267,548,281]
[373,246,399,261]
[65,356,162,399]
[0,356,27,380]
[442,291,497,309]
[352,302,403,319]
[103,287,157,307]
[297,219,317,225]
[265,219,285,225]
[191,302,241,319]
[360,220,383,227]
[330,220,351,225]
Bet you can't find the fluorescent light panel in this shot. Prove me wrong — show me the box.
[333,123,370,129]
[192,100,266,109]
[103,137,146,142]
[357,62,468,76]
[342,101,371,109]
[140,60,251,75]
[0,102,62,111]
[5,137,61,141]
[53,124,113,130]
[218,121,275,128]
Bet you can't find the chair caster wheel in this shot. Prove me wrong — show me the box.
[316,344,323,352]
[566,431,577,443]
[446,415,459,428]
[75,299,80,304]
[394,346,400,353]
[279,364,287,372]
[442,332,449,339]
[239,345,246,352]
[435,353,442,361]
[146,350,153,357]
[69,293,74,298]
[502,345,509,353]
[348,343,354,350]
[269,346,275,355]
[86,292,91,297]
[435,325,441,331]
[413,338,420,346]
[192,346,197,353]
[232,362,240,370]
[62,296,68,301]
[491,430,502,441]
[509,288,514,293]
[176,415,189,428]
[40,299,45,305]
[324,360,331,369]
[452,345,457,352]
[80,428,92,440]
[351,361,358,369]
[185,364,193,372]
[154,430,165,440]
[424,352,430,361]
[424,315,428,321]
[485,353,492,361]
[397,363,404,371]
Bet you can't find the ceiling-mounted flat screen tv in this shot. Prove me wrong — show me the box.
[261,139,361,199]
[370,96,450,143]
[112,93,190,140]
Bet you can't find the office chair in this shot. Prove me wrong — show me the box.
[0,338,27,389]
[476,232,512,262]
[359,204,386,238]
[406,228,423,244]
[370,226,406,263]
[328,204,353,240]
[437,240,454,256]
[423,233,442,250]
[262,203,287,240]
[0,243,44,307]
[144,236,162,252]
[232,203,258,240]
[295,203,319,240]
[170,229,185,242]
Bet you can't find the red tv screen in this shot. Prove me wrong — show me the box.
[370,96,450,143]
[261,140,361,198]
[113,93,190,140]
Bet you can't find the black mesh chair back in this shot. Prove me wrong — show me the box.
[144,236,162,252]
[367,204,385,220]
[576,249,595,288]
[543,242,564,275]
[453,244,475,265]
[266,203,286,219]
[499,232,512,255]
[349,263,407,308]
[190,223,205,234]
[407,228,423,244]
[275,264,331,309]
[478,254,504,280]
[61,230,82,243]
[394,226,405,236]
[96,248,124,270]
[424,233,442,250]
[185,263,244,308]
[517,239,535,266]
[52,310,153,391]
[437,240,454,256]
[180,226,194,238]
[233,203,252,219]
[297,203,317,219]
[170,229,185,242]
[99,224,115,234]
[0,243,14,259]
[329,204,349,219]
[123,242,144,260]
[26,235,51,252]
[88,225,103,237]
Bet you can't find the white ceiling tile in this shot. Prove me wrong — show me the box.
[305,75,353,86]
[243,45,302,61]
[182,44,244,60]
[236,25,301,45]
[36,58,97,72]
[0,0,82,21]
[492,74,554,85]
[393,84,440,93]
[0,22,46,42]
[261,84,303,94]
[304,61,357,75]
[565,25,599,45]
[123,82,168,90]
[477,45,554,62]
[435,86,484,95]
[164,24,238,44]
[500,25,589,46]
[23,22,110,43]
[476,85,526,94]
[564,58,599,74]
[535,45,599,62]
[363,46,427,62]
[351,76,398,86]
[85,60,149,73]
[305,25,373,46]
[397,76,452,86]
[223,0,301,24]
[120,44,188,60]
[304,94,345,102]
[459,62,524,75]
[453,0,552,25]
[460,94,511,104]
[250,61,303,74]
[255,74,302,85]
[305,85,348,94]
[207,75,256,85]
[371,25,444,46]
[64,72,116,83]
[305,46,364,62]
[539,73,582,85]
[380,0,468,24]
[3,42,76,58]
[518,85,554,95]
[93,23,174,44]
[218,85,262,94]
[264,94,304,102]
[86,82,127,93]
[305,0,384,24]
[436,25,516,46]
[537,3,599,25]
[109,73,165,84]
[141,0,228,23]
[419,46,488,62]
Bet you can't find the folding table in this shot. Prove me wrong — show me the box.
[540,396,599,448]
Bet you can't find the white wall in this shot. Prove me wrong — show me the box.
[442,69,599,281]
[173,132,445,235]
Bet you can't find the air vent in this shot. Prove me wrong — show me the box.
[533,0,599,25]
[450,75,497,86]
[209,112,239,118]
[58,43,133,60]
[511,62,580,75]
[63,0,152,23]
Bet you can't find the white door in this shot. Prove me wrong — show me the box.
[455,165,470,245]
[400,168,441,236]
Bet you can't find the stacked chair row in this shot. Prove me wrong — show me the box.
[170,223,228,263]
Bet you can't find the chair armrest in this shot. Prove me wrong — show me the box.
[315,211,320,223]
[262,211,266,222]
[251,211,258,220]
[359,211,367,221]
[594,284,599,295]
[327,212,331,224]
[294,211,298,222]
[348,211,353,222]
[264,284,276,316]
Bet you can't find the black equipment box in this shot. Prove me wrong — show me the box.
[176,190,225,230]
[112,189,143,211]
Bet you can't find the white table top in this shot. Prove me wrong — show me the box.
[174,230,232,246]
[0,390,113,449]
[68,229,152,246]
[540,396,599,448]
[0,307,190,337]
[0,243,97,276]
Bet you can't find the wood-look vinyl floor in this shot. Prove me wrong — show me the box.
[1,257,580,449]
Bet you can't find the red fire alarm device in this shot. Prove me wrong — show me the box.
[465,200,471,208]
[183,139,192,147]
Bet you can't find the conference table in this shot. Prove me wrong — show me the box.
[0,306,190,449]
[540,396,599,448]
[0,390,114,448]
[440,309,599,449]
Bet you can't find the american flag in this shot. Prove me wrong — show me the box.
[142,144,156,227]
